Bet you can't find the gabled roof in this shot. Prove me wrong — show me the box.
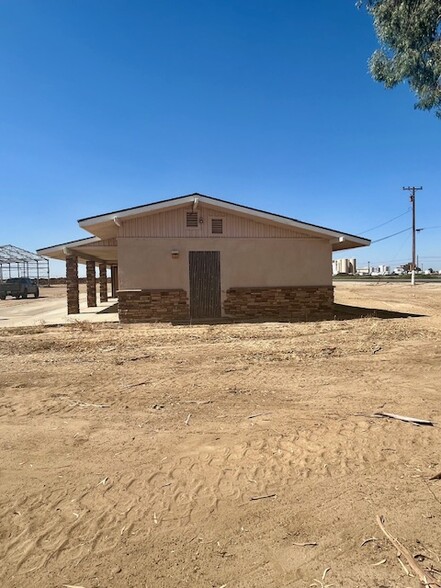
[78,192,370,250]
[0,244,49,263]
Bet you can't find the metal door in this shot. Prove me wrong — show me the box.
[189,251,221,318]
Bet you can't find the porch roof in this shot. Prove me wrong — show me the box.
[37,236,117,264]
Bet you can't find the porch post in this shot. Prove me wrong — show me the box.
[99,262,108,302]
[110,265,118,298]
[86,260,97,307]
[66,255,79,314]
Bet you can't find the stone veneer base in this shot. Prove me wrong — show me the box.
[118,286,334,323]
[224,286,334,321]
[118,289,189,323]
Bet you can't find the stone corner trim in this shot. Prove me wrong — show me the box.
[224,285,334,320]
[86,260,97,308]
[118,288,189,323]
[66,255,79,315]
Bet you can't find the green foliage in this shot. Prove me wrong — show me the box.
[363,1,441,117]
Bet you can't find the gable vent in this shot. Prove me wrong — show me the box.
[211,218,223,234]
[186,212,199,228]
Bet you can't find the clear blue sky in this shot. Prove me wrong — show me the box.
[1,0,440,275]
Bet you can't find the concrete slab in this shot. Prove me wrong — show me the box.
[0,288,118,328]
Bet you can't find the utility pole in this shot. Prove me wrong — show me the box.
[403,186,422,286]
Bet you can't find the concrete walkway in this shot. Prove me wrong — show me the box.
[0,293,119,328]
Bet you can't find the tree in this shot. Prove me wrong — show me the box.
[361,1,441,117]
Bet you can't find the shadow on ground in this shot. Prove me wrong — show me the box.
[98,303,119,314]
[169,305,424,326]
[333,303,424,320]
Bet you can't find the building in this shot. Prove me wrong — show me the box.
[357,267,371,275]
[38,193,370,322]
[332,258,357,275]
[378,264,390,275]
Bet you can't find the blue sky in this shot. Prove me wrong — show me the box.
[1,0,440,275]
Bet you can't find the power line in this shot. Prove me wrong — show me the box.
[359,208,411,235]
[371,227,411,244]
[385,228,412,266]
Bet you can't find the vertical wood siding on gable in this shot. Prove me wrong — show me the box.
[120,205,315,239]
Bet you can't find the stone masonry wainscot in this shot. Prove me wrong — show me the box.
[224,286,334,320]
[118,289,189,323]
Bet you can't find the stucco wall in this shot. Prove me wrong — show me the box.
[117,237,332,307]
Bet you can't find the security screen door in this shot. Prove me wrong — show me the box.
[189,251,221,318]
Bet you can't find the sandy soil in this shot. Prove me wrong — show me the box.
[1,283,441,588]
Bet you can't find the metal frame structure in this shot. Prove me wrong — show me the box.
[0,245,50,285]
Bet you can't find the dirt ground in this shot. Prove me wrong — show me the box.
[1,283,441,588]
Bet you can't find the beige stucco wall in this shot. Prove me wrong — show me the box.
[118,237,332,308]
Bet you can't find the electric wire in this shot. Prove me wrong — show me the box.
[340,206,439,268]
[359,208,411,235]
[371,227,411,244]
[382,229,411,266]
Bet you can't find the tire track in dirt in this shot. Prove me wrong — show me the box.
[1,416,435,578]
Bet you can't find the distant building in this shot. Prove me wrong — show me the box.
[332,258,357,275]
[370,265,390,276]
[394,266,406,275]
[357,267,371,276]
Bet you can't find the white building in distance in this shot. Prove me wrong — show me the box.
[332,258,357,275]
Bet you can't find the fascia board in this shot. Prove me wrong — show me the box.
[37,236,101,256]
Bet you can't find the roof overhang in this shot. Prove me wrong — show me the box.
[331,236,370,251]
[37,237,117,263]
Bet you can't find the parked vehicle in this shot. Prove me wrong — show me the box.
[0,278,39,300]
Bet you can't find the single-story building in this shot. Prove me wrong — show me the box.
[38,193,370,322]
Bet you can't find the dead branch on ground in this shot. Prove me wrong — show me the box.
[373,412,435,426]
[376,515,440,586]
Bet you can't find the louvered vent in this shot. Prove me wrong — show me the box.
[211,218,223,234]
[186,212,199,227]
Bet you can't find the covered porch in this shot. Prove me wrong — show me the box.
[37,237,119,316]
